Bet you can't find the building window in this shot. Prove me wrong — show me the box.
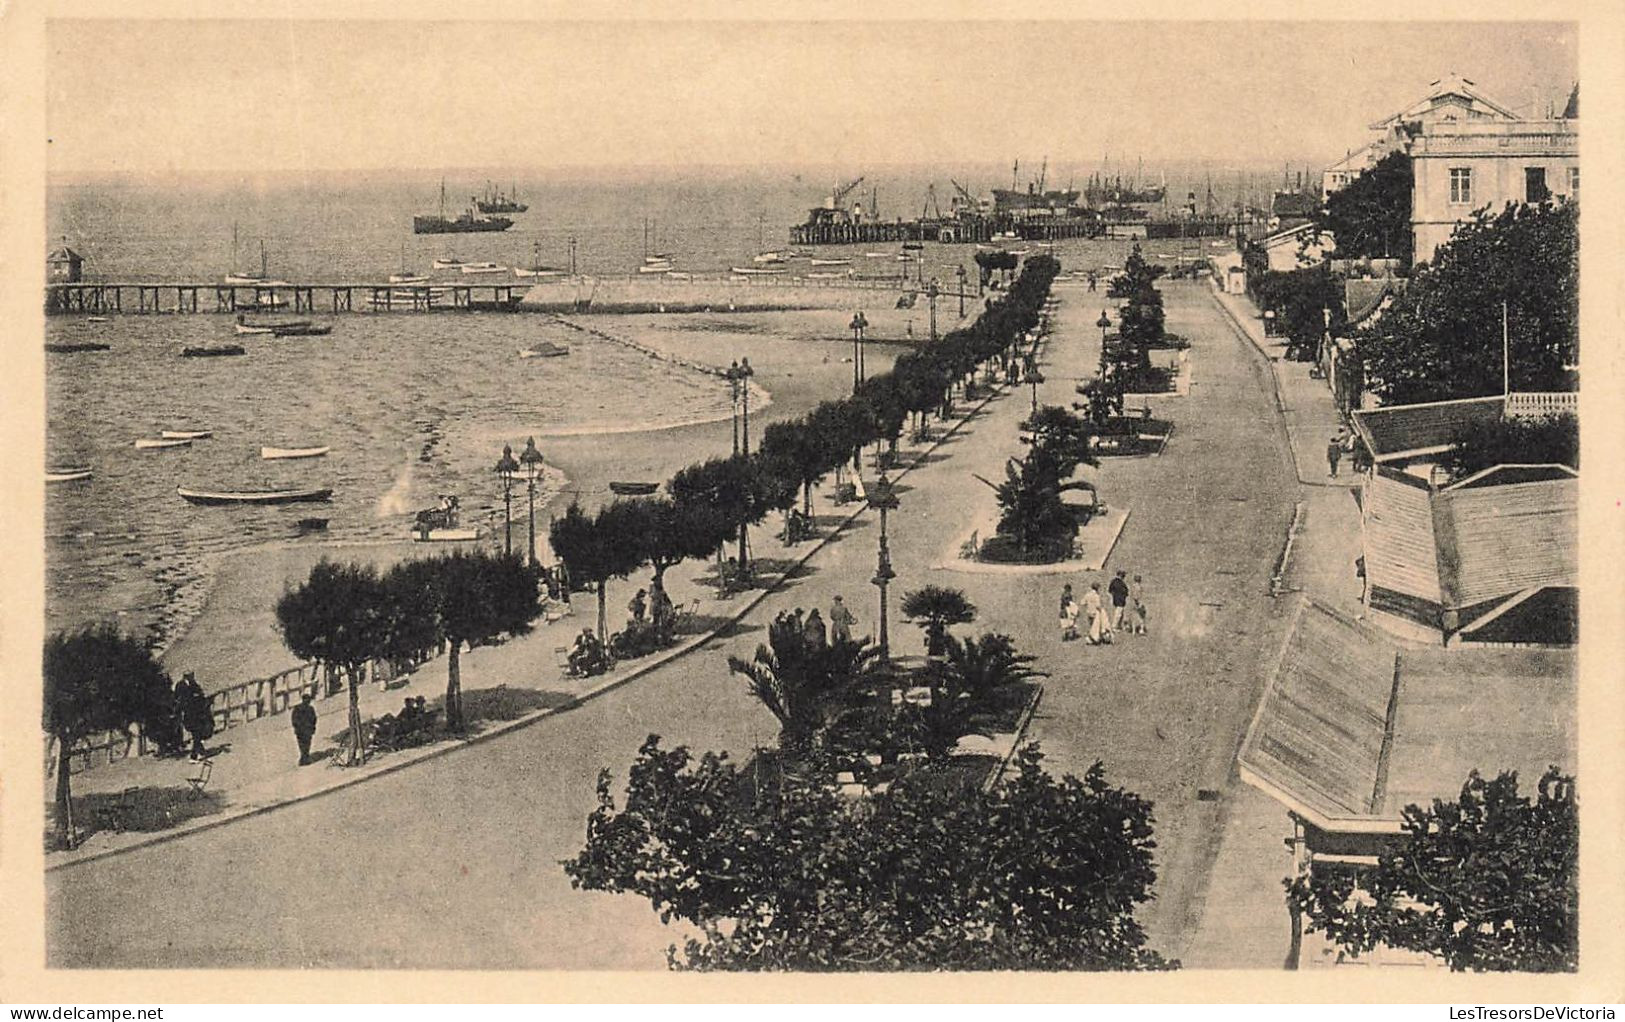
[1449,168,1473,205]
[1525,167,1549,203]
[1569,166,1579,199]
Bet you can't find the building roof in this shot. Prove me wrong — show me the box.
[1239,598,1575,833]
[1368,74,1520,131]
[1260,220,1318,248]
[1562,83,1578,119]
[1364,469,1441,605]
[1351,395,1505,463]
[48,246,82,261]
[1434,470,1577,608]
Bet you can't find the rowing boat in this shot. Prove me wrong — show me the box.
[518,343,570,359]
[135,438,193,450]
[608,481,659,496]
[47,467,93,484]
[182,345,246,357]
[178,486,333,505]
[460,262,507,274]
[161,430,212,440]
[46,342,111,353]
[235,323,275,335]
[261,445,330,460]
[731,266,785,276]
[809,258,852,266]
[271,323,332,337]
[412,527,481,543]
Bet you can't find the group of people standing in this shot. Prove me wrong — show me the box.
[1059,570,1147,646]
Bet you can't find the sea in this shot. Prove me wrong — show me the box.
[44,164,1255,652]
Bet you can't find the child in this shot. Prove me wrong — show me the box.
[1131,574,1148,635]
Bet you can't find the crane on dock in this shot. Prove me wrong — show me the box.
[950,179,979,215]
[828,176,865,212]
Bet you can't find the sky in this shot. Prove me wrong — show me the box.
[45,19,1578,178]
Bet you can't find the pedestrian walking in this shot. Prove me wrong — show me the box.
[1108,570,1130,630]
[628,588,648,623]
[1083,583,1111,645]
[829,595,856,645]
[291,691,318,766]
[1059,583,1079,641]
[1131,574,1149,635]
[1327,435,1343,478]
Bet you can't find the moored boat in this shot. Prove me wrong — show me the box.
[638,260,674,274]
[47,467,93,484]
[460,262,508,274]
[414,180,514,234]
[731,266,785,276]
[389,273,430,284]
[271,322,332,337]
[608,481,659,496]
[181,345,246,357]
[177,485,333,505]
[46,342,111,353]
[809,258,852,266]
[518,343,570,358]
[296,517,329,532]
[135,437,193,450]
[432,257,464,270]
[161,429,212,440]
[261,445,331,460]
[234,322,275,335]
[752,251,789,265]
[412,527,481,543]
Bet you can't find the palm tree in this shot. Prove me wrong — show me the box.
[900,585,977,657]
[940,632,1046,711]
[728,613,882,761]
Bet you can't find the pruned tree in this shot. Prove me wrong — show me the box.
[1286,768,1577,972]
[549,501,645,642]
[1314,150,1413,263]
[43,625,178,847]
[275,559,392,765]
[394,550,542,730]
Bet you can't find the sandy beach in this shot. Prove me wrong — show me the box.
[158,303,933,694]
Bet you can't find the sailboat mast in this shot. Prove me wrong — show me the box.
[260,240,267,279]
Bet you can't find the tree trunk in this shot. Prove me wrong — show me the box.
[55,738,73,848]
[445,639,463,730]
[803,480,813,517]
[596,581,608,642]
[347,671,363,765]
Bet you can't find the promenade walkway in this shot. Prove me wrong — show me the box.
[47,276,1348,971]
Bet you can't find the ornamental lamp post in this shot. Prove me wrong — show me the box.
[727,360,742,455]
[495,444,520,557]
[926,279,940,342]
[519,436,545,566]
[867,473,900,662]
[737,356,755,456]
[849,311,869,393]
[1029,368,1046,415]
[955,264,967,318]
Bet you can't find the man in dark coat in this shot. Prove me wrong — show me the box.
[1108,570,1131,631]
[291,692,318,766]
[176,672,213,760]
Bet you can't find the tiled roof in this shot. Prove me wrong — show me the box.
[1343,278,1405,325]
[1351,395,1505,461]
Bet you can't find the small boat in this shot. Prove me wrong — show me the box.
[161,430,212,440]
[261,445,331,460]
[271,322,332,337]
[514,266,566,279]
[296,517,329,532]
[47,467,93,484]
[234,323,275,335]
[518,343,570,359]
[86,316,110,324]
[389,273,429,284]
[731,266,785,276]
[135,438,193,450]
[665,271,692,280]
[809,258,852,266]
[901,241,924,251]
[178,485,333,506]
[460,262,507,274]
[864,252,892,259]
[432,257,464,270]
[412,527,481,543]
[45,342,110,353]
[806,272,848,280]
[181,345,246,357]
[752,251,789,265]
[238,293,289,310]
[608,481,659,496]
[637,260,674,274]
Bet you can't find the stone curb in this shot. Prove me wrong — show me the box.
[49,379,1015,872]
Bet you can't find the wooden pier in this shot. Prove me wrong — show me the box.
[789,215,1102,247]
[44,281,526,316]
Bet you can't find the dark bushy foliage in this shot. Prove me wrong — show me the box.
[1443,414,1578,480]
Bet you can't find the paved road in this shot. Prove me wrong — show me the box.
[47,280,1297,969]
